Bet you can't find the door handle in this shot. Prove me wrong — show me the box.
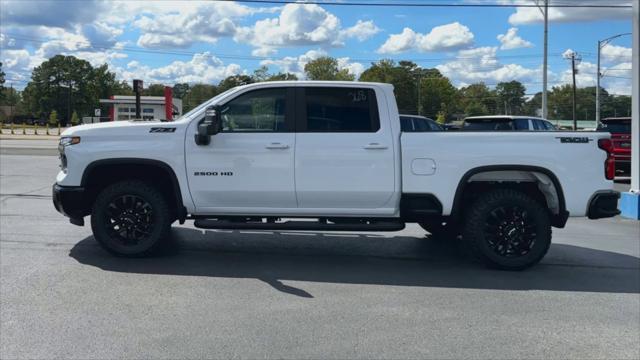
[265,142,290,149]
[363,143,388,150]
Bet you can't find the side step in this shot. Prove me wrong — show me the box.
[193,219,405,232]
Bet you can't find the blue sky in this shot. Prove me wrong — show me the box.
[0,0,633,95]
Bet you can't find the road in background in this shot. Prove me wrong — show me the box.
[1,154,639,359]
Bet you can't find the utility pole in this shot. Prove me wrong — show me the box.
[564,51,581,130]
[596,33,631,126]
[571,53,577,130]
[9,83,13,124]
[536,0,549,119]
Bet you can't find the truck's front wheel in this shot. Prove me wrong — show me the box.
[462,189,551,270]
[91,180,171,256]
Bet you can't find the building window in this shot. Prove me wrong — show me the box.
[130,108,137,112]
[143,108,154,114]
[118,108,128,113]
[118,115,129,120]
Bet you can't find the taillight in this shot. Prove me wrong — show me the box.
[598,138,615,180]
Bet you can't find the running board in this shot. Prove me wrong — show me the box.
[193,219,405,232]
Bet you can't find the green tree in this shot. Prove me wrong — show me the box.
[419,75,458,119]
[496,80,526,115]
[252,65,298,82]
[218,75,254,92]
[48,110,58,126]
[23,55,96,125]
[70,110,80,126]
[145,84,166,96]
[304,57,354,81]
[182,84,218,112]
[458,83,497,116]
[172,83,190,99]
[266,72,298,81]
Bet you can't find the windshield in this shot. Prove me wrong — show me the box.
[463,119,514,131]
[598,122,631,134]
[176,87,240,120]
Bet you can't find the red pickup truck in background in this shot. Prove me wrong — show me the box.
[597,117,631,176]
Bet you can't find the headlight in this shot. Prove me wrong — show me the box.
[59,136,81,147]
[58,137,80,171]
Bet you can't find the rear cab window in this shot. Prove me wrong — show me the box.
[299,87,380,132]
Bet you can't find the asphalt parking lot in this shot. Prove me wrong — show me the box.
[1,150,639,359]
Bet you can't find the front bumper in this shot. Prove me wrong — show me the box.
[587,190,620,219]
[52,184,88,226]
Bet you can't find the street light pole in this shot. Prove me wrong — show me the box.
[596,33,632,126]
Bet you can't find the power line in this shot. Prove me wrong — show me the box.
[210,0,632,8]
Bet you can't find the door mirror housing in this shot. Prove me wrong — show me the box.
[195,106,221,145]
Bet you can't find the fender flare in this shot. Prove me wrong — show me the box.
[450,165,568,228]
[81,158,187,222]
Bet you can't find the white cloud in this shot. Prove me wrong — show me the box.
[260,49,364,79]
[235,4,378,55]
[497,27,533,50]
[116,52,242,85]
[377,22,474,54]
[341,20,381,41]
[506,0,632,25]
[133,2,253,48]
[601,44,632,64]
[436,46,539,86]
[0,0,105,29]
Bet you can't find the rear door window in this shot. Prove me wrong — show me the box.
[301,87,380,132]
[514,119,530,130]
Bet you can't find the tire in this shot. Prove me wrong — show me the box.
[91,180,171,257]
[462,188,551,270]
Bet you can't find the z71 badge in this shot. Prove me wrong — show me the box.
[149,127,176,133]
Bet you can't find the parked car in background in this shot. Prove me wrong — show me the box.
[400,115,443,132]
[462,116,556,131]
[597,117,631,175]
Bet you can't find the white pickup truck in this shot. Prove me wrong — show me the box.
[53,81,620,270]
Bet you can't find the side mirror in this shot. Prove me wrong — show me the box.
[195,106,221,145]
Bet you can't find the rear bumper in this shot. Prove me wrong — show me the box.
[52,184,88,225]
[587,190,620,219]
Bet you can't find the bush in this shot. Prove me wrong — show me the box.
[70,111,79,126]
[48,110,58,126]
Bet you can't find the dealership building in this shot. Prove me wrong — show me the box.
[99,88,182,122]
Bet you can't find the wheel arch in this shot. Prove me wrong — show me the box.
[81,158,187,222]
[450,165,568,228]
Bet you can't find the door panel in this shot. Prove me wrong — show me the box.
[185,87,297,212]
[294,87,395,212]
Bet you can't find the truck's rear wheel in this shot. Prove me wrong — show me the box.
[462,189,551,270]
[91,180,171,257]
